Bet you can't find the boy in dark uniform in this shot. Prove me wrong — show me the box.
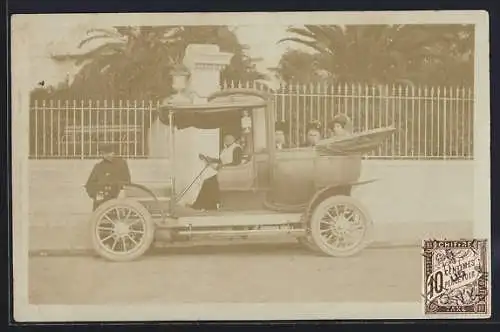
[85,143,131,211]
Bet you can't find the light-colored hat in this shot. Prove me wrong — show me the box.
[330,113,351,128]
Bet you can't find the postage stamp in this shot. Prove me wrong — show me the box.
[422,239,489,315]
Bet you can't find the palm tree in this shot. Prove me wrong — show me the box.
[277,24,474,86]
[51,26,183,100]
[50,25,266,101]
[269,49,331,83]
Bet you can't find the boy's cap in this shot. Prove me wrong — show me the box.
[99,143,115,153]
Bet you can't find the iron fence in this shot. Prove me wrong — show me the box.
[29,81,474,160]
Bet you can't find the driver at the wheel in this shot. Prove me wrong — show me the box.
[85,143,131,211]
[190,133,243,211]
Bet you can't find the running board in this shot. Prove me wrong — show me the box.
[177,227,305,238]
[157,212,303,228]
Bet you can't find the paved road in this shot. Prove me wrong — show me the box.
[29,242,421,304]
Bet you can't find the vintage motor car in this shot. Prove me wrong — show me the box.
[88,88,396,262]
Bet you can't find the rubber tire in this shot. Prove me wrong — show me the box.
[309,195,373,257]
[297,235,321,252]
[90,198,155,262]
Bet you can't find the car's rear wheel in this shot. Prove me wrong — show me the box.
[90,199,155,262]
[309,195,373,257]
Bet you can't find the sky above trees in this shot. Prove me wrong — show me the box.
[24,21,291,89]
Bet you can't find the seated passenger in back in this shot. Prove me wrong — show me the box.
[301,120,323,147]
[328,114,353,139]
[275,121,290,150]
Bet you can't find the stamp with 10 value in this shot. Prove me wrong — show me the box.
[422,239,488,315]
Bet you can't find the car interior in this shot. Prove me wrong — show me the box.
[217,109,258,192]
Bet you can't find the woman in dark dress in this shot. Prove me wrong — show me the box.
[191,134,243,211]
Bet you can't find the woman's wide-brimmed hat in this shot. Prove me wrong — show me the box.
[329,113,351,129]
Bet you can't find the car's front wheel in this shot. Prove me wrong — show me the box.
[90,198,155,262]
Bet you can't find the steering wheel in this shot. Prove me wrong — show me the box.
[198,153,209,162]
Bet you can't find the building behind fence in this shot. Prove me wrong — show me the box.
[29,81,474,160]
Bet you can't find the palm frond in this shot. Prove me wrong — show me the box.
[277,37,330,54]
[86,28,119,36]
[303,25,346,50]
[52,42,125,66]
[50,53,79,62]
[114,26,138,37]
[78,34,125,49]
[285,26,317,40]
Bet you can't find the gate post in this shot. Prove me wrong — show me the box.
[173,44,234,205]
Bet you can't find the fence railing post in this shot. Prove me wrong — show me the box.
[33,100,38,159]
[443,87,447,159]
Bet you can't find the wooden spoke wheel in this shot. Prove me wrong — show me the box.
[309,195,373,257]
[90,199,155,262]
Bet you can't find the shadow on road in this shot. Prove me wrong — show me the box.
[29,239,418,260]
[148,241,319,257]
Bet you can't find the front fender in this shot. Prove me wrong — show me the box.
[122,183,167,224]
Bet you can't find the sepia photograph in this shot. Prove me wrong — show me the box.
[11,11,490,321]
